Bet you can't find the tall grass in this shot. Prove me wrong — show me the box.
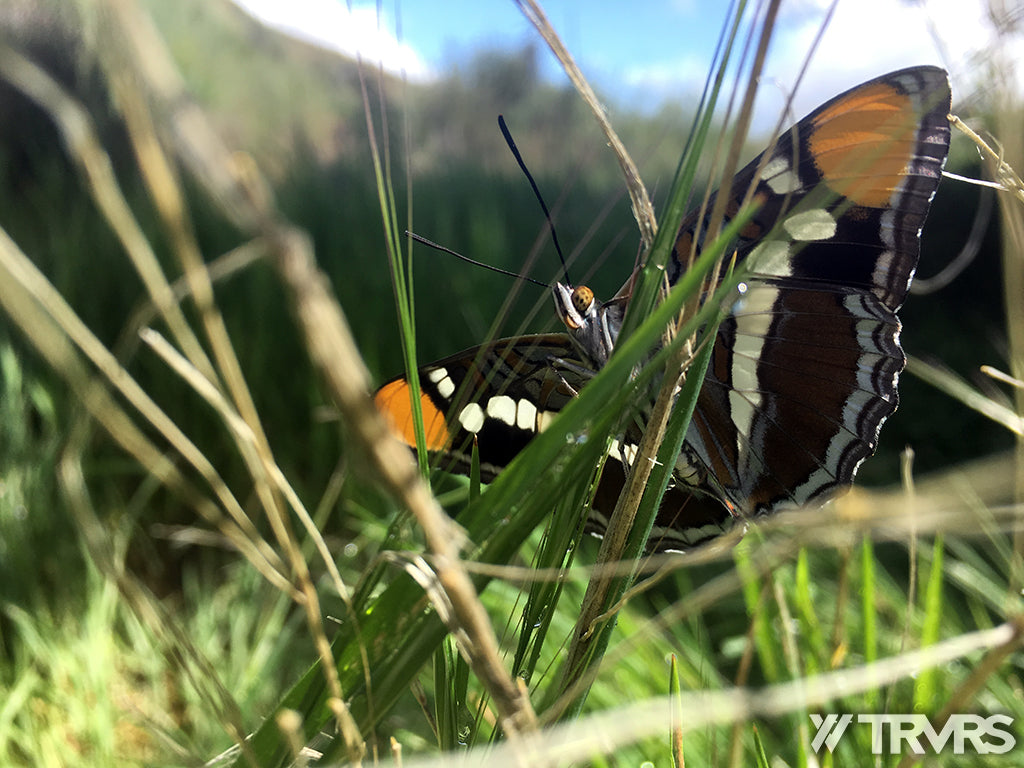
[0,0,1022,766]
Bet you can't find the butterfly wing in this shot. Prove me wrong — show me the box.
[664,66,951,516]
[375,334,585,481]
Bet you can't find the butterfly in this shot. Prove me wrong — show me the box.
[375,66,952,552]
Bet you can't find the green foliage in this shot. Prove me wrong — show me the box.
[0,341,66,612]
[0,554,307,767]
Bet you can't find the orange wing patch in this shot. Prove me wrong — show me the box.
[808,81,917,208]
[374,378,451,451]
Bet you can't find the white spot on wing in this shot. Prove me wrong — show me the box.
[623,443,638,465]
[673,451,700,484]
[879,208,898,249]
[730,283,778,464]
[458,403,485,433]
[760,155,801,194]
[516,399,538,431]
[728,390,759,455]
[537,410,558,432]
[748,239,792,277]
[486,395,517,426]
[871,248,899,301]
[427,367,455,399]
[783,208,836,241]
[609,438,639,467]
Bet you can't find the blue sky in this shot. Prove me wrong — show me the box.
[232,0,1018,127]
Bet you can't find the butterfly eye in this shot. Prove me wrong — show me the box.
[572,286,594,315]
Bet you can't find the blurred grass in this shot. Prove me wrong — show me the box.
[0,0,1021,766]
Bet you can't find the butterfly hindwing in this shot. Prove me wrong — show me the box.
[684,279,906,515]
[375,334,587,480]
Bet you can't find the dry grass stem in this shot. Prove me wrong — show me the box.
[0,41,217,382]
[513,0,656,248]
[99,0,538,741]
[0,224,294,595]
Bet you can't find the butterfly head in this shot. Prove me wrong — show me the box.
[554,283,596,329]
[553,282,624,369]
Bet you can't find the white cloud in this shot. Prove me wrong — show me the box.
[764,0,1021,118]
[599,0,1017,125]
[232,0,433,80]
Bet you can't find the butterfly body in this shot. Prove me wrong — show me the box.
[375,66,952,552]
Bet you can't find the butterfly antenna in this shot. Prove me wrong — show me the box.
[498,115,573,286]
[406,232,549,288]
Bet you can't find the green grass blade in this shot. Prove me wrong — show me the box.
[914,534,946,710]
[669,654,684,768]
[860,536,878,710]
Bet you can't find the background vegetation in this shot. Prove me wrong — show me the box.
[0,0,1021,766]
